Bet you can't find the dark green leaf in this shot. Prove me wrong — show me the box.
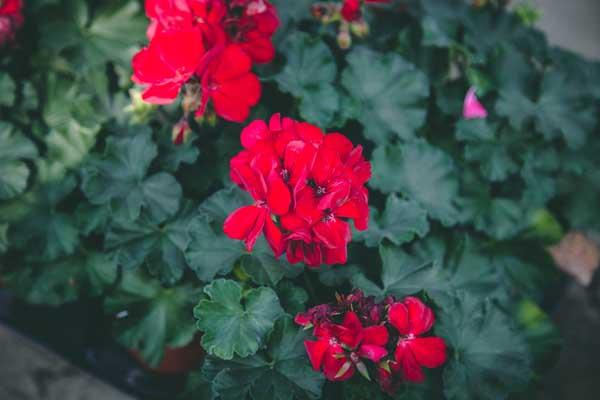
[436,291,531,400]
[356,194,429,247]
[276,280,309,315]
[342,47,429,143]
[371,140,460,226]
[201,316,325,400]
[81,130,182,222]
[275,33,339,127]
[0,74,16,107]
[194,279,284,359]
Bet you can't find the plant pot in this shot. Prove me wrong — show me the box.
[128,335,205,375]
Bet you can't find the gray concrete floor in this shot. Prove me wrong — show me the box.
[535,0,600,60]
[0,325,131,400]
[0,2,598,400]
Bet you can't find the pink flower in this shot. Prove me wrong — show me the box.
[463,87,488,119]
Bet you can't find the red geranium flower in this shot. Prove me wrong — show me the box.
[341,0,391,22]
[224,115,371,267]
[132,28,205,104]
[196,44,261,122]
[0,0,24,46]
[388,297,447,383]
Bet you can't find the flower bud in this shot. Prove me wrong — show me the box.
[350,19,369,37]
[172,119,192,145]
[337,28,352,49]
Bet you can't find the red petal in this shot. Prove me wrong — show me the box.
[304,340,328,371]
[404,297,435,335]
[212,44,252,81]
[223,206,265,251]
[362,325,389,346]
[141,81,182,104]
[410,337,447,368]
[394,342,425,383]
[152,29,204,73]
[323,133,354,159]
[311,146,341,186]
[358,344,388,363]
[267,172,291,216]
[388,302,410,335]
[295,122,324,146]
[211,73,261,122]
[323,245,347,265]
[313,218,351,249]
[263,216,284,257]
[240,119,269,149]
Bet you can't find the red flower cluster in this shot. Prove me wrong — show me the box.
[132,0,279,122]
[295,290,447,394]
[224,114,371,267]
[0,0,23,46]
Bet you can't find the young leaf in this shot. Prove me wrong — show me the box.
[0,122,38,200]
[356,194,429,247]
[371,140,460,226]
[342,47,429,143]
[436,291,532,400]
[194,279,284,360]
[201,316,325,400]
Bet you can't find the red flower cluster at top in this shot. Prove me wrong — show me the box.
[0,0,24,46]
[295,290,447,394]
[224,114,371,267]
[132,0,279,122]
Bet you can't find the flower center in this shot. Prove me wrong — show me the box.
[316,186,327,196]
[350,352,360,363]
[280,168,290,182]
[329,337,338,346]
[323,214,335,223]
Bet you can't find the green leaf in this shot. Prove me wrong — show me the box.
[275,33,339,127]
[342,47,429,143]
[496,71,596,149]
[0,224,8,254]
[178,372,215,400]
[317,264,361,287]
[186,214,246,282]
[352,241,499,309]
[104,271,201,367]
[455,119,518,182]
[241,238,303,287]
[39,0,145,72]
[356,194,429,247]
[105,202,194,285]
[4,252,117,306]
[38,73,107,181]
[194,279,284,360]
[158,134,200,173]
[0,122,38,200]
[186,186,253,281]
[276,281,308,315]
[0,74,16,107]
[436,291,532,400]
[460,196,525,240]
[201,316,325,400]
[371,140,460,226]
[81,130,182,222]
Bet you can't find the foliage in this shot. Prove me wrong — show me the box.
[1,0,597,399]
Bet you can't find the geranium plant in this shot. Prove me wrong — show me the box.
[1,0,598,399]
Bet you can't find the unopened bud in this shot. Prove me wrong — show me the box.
[172,119,191,145]
[182,81,202,116]
[350,20,369,37]
[337,28,352,49]
[125,88,156,124]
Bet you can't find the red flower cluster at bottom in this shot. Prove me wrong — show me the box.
[295,290,447,394]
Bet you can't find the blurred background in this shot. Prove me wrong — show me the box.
[0,0,599,399]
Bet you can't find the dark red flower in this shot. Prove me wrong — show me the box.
[388,297,447,383]
[132,29,205,104]
[196,44,261,122]
[0,0,23,46]
[341,0,362,22]
[304,311,388,381]
[228,0,280,63]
